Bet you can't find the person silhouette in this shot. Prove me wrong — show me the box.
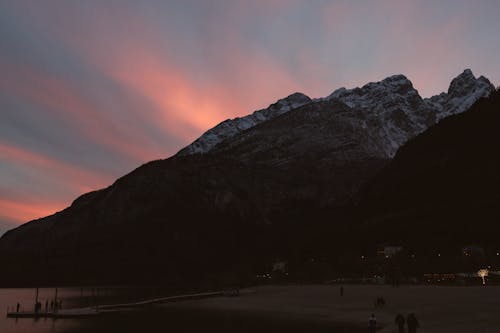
[395,313,405,333]
[407,313,419,333]
[368,313,377,333]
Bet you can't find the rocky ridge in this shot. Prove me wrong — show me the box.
[181,69,494,159]
[178,92,312,155]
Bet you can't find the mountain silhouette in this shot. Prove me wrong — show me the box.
[0,70,495,286]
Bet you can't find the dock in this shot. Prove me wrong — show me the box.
[6,289,238,319]
[7,308,100,319]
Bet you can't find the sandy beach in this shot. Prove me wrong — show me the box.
[161,284,500,332]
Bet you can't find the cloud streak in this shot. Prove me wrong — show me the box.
[0,198,63,225]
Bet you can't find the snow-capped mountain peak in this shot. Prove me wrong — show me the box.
[425,69,495,121]
[178,70,494,158]
[177,92,311,156]
[323,74,430,157]
[326,74,419,109]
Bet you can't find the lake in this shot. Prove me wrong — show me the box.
[0,287,184,333]
[0,287,346,333]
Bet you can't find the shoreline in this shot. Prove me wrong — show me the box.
[5,284,500,332]
[157,284,500,333]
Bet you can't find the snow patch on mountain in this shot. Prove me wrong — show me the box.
[322,69,494,157]
[424,69,495,121]
[177,92,311,156]
[178,69,494,158]
[325,74,434,157]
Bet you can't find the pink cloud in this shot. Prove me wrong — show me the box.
[0,142,116,226]
[106,50,244,136]
[0,59,165,162]
[0,142,112,194]
[41,4,311,145]
[0,197,65,224]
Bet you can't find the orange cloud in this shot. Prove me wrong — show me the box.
[43,5,308,145]
[0,142,112,193]
[105,46,306,138]
[0,197,64,224]
[108,51,240,137]
[0,60,163,163]
[0,142,118,227]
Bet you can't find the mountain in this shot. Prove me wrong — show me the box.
[325,74,434,157]
[181,69,494,159]
[0,99,390,286]
[0,69,494,286]
[425,69,494,121]
[177,92,312,155]
[354,88,500,251]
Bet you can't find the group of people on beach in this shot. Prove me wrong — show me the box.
[368,313,419,333]
[395,313,419,333]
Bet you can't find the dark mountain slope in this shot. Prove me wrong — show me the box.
[356,89,500,251]
[211,99,389,204]
[0,71,494,286]
[0,100,389,286]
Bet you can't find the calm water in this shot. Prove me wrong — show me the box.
[0,287,177,333]
[0,288,353,333]
[1,287,77,333]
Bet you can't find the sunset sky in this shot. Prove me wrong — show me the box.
[0,0,499,234]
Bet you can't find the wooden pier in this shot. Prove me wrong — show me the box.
[7,308,99,319]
